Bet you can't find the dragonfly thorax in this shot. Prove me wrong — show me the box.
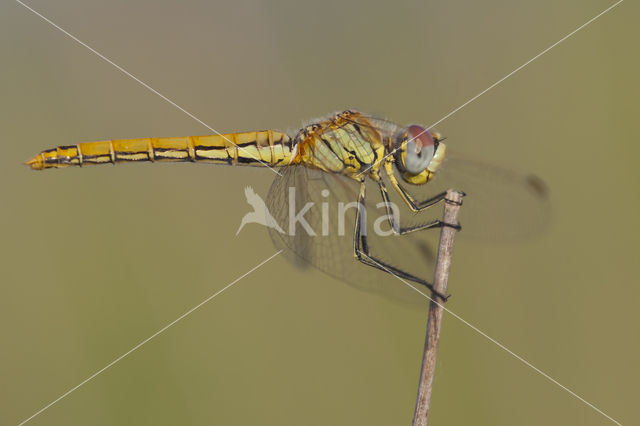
[292,111,387,180]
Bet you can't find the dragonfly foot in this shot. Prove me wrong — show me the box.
[445,197,464,207]
[438,220,462,231]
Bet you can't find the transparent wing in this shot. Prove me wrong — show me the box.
[341,111,551,241]
[266,165,436,307]
[265,112,551,305]
[396,149,552,241]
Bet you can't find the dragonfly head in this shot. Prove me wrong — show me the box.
[393,125,446,185]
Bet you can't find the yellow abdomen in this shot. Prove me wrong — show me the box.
[25,130,294,170]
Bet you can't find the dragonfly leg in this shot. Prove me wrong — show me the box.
[353,180,450,301]
[383,161,462,213]
[376,179,461,235]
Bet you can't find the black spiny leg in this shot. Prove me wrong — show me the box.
[377,178,461,235]
[383,160,464,213]
[352,180,450,301]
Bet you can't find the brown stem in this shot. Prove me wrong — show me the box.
[412,190,464,426]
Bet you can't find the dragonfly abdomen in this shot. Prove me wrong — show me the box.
[25,131,294,170]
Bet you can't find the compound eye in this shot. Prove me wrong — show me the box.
[403,125,435,174]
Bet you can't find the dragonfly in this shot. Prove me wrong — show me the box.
[25,110,549,303]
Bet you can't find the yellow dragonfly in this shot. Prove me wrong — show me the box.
[25,110,549,302]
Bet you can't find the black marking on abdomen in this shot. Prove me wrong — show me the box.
[153,147,187,153]
[194,145,225,151]
[237,156,262,164]
[236,141,260,148]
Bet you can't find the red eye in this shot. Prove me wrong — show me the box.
[401,125,435,174]
[407,125,434,153]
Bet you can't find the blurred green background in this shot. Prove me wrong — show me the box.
[1,0,637,425]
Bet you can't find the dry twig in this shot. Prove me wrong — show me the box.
[412,190,464,426]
